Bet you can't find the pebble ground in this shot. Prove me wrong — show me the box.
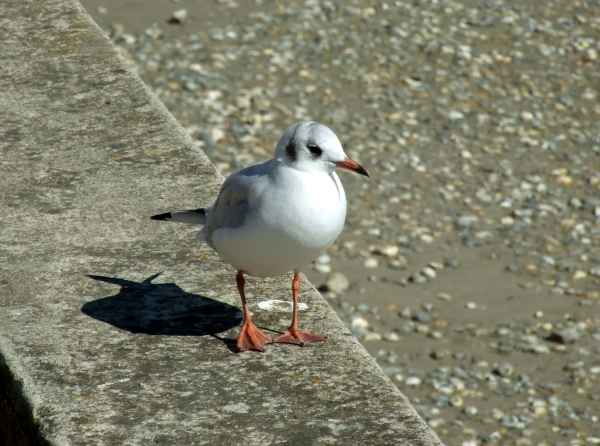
[82,1,600,444]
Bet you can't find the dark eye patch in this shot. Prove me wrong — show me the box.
[306,143,323,157]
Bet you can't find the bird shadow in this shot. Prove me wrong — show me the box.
[82,273,241,350]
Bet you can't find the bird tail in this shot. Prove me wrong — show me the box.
[150,208,207,224]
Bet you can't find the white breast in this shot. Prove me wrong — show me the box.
[210,169,346,278]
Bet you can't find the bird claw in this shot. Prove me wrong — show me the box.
[274,330,326,346]
[237,321,272,353]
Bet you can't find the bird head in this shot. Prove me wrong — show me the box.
[274,121,369,177]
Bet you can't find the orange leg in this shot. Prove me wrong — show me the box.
[274,273,326,346]
[236,270,272,352]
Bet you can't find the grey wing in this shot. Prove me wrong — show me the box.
[203,161,270,245]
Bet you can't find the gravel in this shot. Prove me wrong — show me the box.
[320,271,350,294]
[83,0,600,443]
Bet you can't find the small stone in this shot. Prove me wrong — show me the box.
[501,216,514,225]
[430,349,450,360]
[339,302,351,311]
[572,270,587,280]
[583,291,600,299]
[565,360,585,370]
[428,418,445,429]
[541,256,556,266]
[447,110,465,120]
[371,245,399,257]
[363,258,379,268]
[382,366,403,378]
[420,234,434,244]
[351,316,370,329]
[429,331,443,339]
[449,395,463,407]
[405,376,422,386]
[492,408,504,420]
[436,292,452,301]
[434,394,450,407]
[528,344,550,354]
[383,332,401,342]
[315,254,331,264]
[531,400,547,417]
[549,328,583,344]
[472,356,487,367]
[506,263,519,273]
[519,282,536,290]
[356,303,369,313]
[422,267,437,279]
[463,406,478,416]
[363,332,382,341]
[168,8,188,24]
[357,303,370,313]
[415,324,429,334]
[413,311,432,324]
[444,258,460,268]
[465,302,477,309]
[399,307,411,318]
[387,258,405,270]
[520,111,534,121]
[322,291,337,299]
[456,215,478,228]
[410,273,427,284]
[210,128,225,143]
[393,278,408,287]
[421,303,434,313]
[321,272,349,294]
[495,362,514,377]
[314,263,331,274]
[121,34,136,45]
[556,175,572,186]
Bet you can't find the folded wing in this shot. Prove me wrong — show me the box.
[203,161,271,246]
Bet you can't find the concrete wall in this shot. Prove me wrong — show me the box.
[0,0,442,444]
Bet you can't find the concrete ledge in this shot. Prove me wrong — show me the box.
[0,0,442,444]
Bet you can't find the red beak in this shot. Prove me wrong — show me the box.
[334,157,370,177]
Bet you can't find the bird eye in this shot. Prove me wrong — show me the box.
[307,143,323,157]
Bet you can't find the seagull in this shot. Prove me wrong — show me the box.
[151,121,369,352]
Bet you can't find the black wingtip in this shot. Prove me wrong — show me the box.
[151,212,172,221]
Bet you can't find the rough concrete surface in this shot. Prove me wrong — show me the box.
[0,1,442,444]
